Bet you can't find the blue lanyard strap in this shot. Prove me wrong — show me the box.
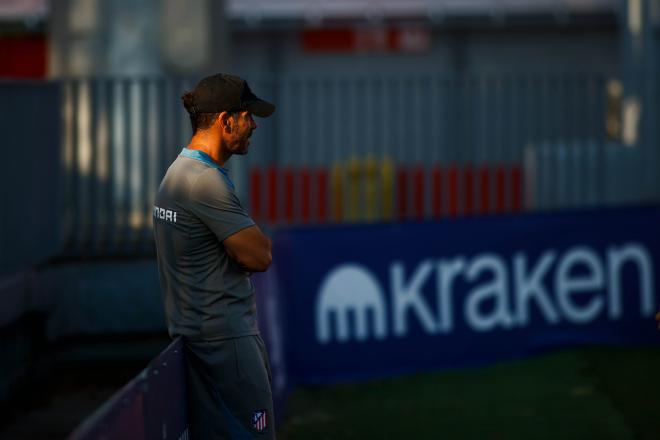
[179,148,235,191]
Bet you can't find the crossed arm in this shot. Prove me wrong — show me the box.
[223,224,272,272]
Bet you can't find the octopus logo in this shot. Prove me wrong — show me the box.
[315,264,388,344]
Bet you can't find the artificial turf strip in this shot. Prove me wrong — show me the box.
[278,347,660,440]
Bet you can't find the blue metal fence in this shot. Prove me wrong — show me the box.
[58,77,194,256]
[2,72,658,261]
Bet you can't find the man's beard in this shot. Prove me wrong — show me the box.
[234,134,251,155]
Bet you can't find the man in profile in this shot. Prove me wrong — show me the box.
[153,73,276,439]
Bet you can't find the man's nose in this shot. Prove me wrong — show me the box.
[251,119,258,130]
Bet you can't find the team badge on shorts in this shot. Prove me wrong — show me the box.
[252,409,268,432]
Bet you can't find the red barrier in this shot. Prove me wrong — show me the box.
[397,167,409,221]
[413,165,425,220]
[284,168,295,223]
[495,166,506,214]
[0,35,47,78]
[464,165,474,216]
[317,168,328,222]
[432,166,442,219]
[267,167,278,224]
[301,168,311,224]
[250,168,262,221]
[511,166,523,212]
[478,166,490,215]
[448,165,458,218]
[260,163,523,225]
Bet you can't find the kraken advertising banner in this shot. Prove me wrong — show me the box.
[274,206,660,384]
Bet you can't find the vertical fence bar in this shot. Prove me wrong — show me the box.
[317,168,328,223]
[463,165,474,216]
[105,78,116,253]
[159,77,171,179]
[93,78,107,254]
[363,78,373,220]
[503,75,514,212]
[412,77,424,219]
[413,165,424,221]
[60,80,72,253]
[448,165,458,218]
[495,166,506,214]
[315,78,326,220]
[573,74,593,207]
[83,79,94,249]
[478,166,489,215]
[331,162,344,222]
[140,78,151,251]
[476,75,488,215]
[523,74,534,211]
[432,166,442,219]
[69,79,80,253]
[330,77,341,222]
[148,78,160,244]
[120,78,132,252]
[397,166,408,221]
[365,157,377,222]
[89,79,100,255]
[494,76,504,210]
[267,166,278,224]
[462,77,475,216]
[301,168,311,224]
[298,78,308,223]
[594,75,606,206]
[347,158,361,222]
[381,158,394,221]
[430,76,442,220]
[284,167,295,223]
[511,165,523,212]
[557,75,569,209]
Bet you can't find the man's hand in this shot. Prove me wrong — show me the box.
[223,225,272,272]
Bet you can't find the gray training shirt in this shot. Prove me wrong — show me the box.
[153,147,258,341]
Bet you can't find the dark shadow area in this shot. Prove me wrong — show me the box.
[0,333,170,439]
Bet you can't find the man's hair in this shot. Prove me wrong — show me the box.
[182,91,221,134]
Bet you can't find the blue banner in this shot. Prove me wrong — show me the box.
[274,206,660,384]
[253,268,290,416]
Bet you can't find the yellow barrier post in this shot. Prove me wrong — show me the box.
[381,157,394,221]
[347,157,361,222]
[365,156,378,222]
[331,162,344,222]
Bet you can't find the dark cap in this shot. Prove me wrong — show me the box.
[185,73,275,117]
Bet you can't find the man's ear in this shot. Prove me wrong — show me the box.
[218,111,232,133]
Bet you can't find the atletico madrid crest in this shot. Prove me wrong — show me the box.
[252,409,268,432]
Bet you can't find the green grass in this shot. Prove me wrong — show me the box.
[277,347,660,440]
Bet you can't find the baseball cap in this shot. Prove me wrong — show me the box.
[186,73,275,117]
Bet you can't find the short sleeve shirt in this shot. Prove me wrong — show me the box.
[153,148,258,340]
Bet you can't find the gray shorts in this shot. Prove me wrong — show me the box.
[184,335,275,439]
